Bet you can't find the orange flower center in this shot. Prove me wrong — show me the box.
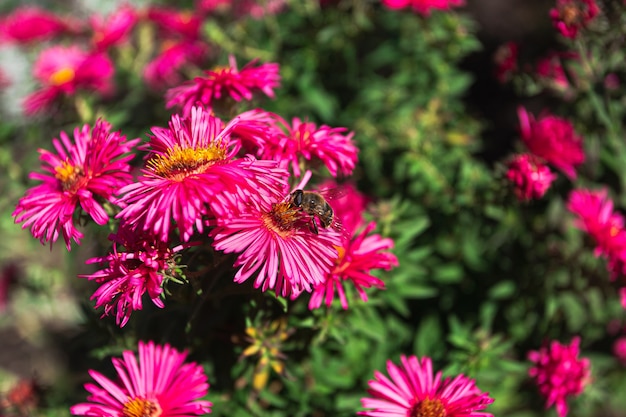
[147,143,227,180]
[410,398,446,417]
[49,67,75,86]
[262,201,300,237]
[560,4,582,25]
[122,397,162,417]
[54,161,84,192]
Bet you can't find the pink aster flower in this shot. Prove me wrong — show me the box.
[506,154,557,201]
[23,45,114,115]
[567,189,626,306]
[70,341,211,417]
[550,0,599,39]
[143,40,209,90]
[82,222,187,327]
[566,188,626,258]
[13,120,139,250]
[165,55,280,117]
[90,4,137,51]
[309,222,397,309]
[0,6,70,44]
[360,355,494,417]
[116,106,287,243]
[210,177,342,298]
[381,0,465,16]
[528,337,591,417]
[517,107,585,179]
[254,114,359,178]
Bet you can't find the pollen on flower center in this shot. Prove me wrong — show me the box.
[55,161,84,192]
[122,397,163,417]
[148,144,227,179]
[49,67,75,86]
[410,398,447,417]
[262,201,300,237]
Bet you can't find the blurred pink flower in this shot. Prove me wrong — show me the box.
[528,337,591,417]
[82,222,186,327]
[23,45,115,115]
[147,7,202,40]
[197,0,231,13]
[0,6,70,44]
[13,120,139,250]
[360,355,494,417]
[566,189,626,258]
[567,189,626,307]
[309,222,397,309]
[71,341,211,416]
[550,0,599,39]
[517,106,585,179]
[143,40,209,90]
[536,51,579,95]
[253,114,359,178]
[506,154,556,201]
[90,4,137,51]
[381,0,465,16]
[211,180,341,298]
[116,106,286,243]
[613,337,626,364]
[493,41,519,83]
[165,55,280,117]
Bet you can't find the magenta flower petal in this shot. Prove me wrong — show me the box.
[528,337,591,417]
[360,355,494,417]
[71,341,211,416]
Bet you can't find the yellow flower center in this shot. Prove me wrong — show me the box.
[410,398,446,417]
[122,397,162,417]
[262,201,300,237]
[147,144,227,180]
[54,161,84,192]
[49,67,75,86]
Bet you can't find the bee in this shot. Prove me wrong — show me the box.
[289,189,336,235]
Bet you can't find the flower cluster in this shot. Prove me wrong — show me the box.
[528,337,591,417]
[71,341,211,417]
[506,154,556,202]
[359,355,494,417]
[550,0,600,39]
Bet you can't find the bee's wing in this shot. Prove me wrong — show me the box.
[316,186,348,201]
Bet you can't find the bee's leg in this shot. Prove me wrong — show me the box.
[309,216,319,234]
